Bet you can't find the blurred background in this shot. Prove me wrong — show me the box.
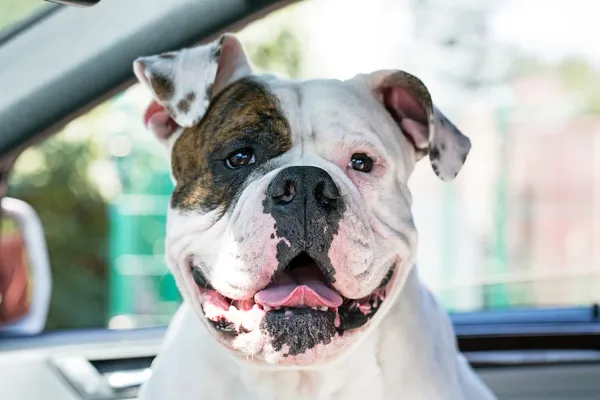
[2,0,600,330]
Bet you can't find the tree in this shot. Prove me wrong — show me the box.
[8,108,111,330]
[245,27,303,79]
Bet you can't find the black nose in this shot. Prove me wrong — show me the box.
[266,166,341,210]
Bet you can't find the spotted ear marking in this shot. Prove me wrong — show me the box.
[133,33,252,143]
[366,70,471,181]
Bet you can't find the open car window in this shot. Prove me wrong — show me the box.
[4,0,600,335]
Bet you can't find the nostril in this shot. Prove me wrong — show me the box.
[273,180,296,204]
[315,182,339,208]
[321,180,340,200]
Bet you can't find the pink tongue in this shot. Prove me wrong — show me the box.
[254,268,343,308]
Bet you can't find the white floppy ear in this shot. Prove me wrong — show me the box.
[364,70,471,181]
[133,33,252,139]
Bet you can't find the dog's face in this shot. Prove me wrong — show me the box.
[133,34,470,366]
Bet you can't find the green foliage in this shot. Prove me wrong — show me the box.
[246,28,302,79]
[0,0,45,32]
[0,218,18,236]
[8,119,109,330]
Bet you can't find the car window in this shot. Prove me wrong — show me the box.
[7,0,600,330]
[0,0,47,32]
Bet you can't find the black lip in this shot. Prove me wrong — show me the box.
[191,265,213,290]
[378,264,395,288]
[207,316,237,334]
[336,296,383,330]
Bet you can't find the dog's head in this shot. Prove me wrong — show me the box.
[133,34,470,366]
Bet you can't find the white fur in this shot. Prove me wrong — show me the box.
[134,34,495,400]
[139,269,495,400]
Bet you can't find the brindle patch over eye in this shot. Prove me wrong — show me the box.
[170,78,292,212]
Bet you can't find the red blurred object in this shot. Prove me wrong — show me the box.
[0,234,31,323]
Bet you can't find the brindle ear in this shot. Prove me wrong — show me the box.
[365,70,471,181]
[133,33,252,133]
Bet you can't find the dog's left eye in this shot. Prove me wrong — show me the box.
[225,148,256,169]
[349,153,373,173]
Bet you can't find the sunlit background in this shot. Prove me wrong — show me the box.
[3,0,600,330]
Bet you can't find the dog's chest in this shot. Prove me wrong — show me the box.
[238,361,385,400]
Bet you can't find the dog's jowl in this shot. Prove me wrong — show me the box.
[133,33,496,400]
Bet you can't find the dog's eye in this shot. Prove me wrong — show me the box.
[349,153,373,173]
[225,148,256,169]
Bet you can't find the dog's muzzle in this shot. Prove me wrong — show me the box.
[190,166,395,357]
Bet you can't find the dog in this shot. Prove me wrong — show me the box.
[132,33,496,400]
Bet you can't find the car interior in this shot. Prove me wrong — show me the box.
[0,1,599,399]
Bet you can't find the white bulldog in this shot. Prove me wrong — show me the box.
[133,33,496,400]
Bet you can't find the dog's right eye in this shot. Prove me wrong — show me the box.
[225,148,256,169]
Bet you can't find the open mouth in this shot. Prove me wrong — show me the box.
[191,252,394,336]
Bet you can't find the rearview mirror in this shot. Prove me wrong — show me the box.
[0,197,52,336]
